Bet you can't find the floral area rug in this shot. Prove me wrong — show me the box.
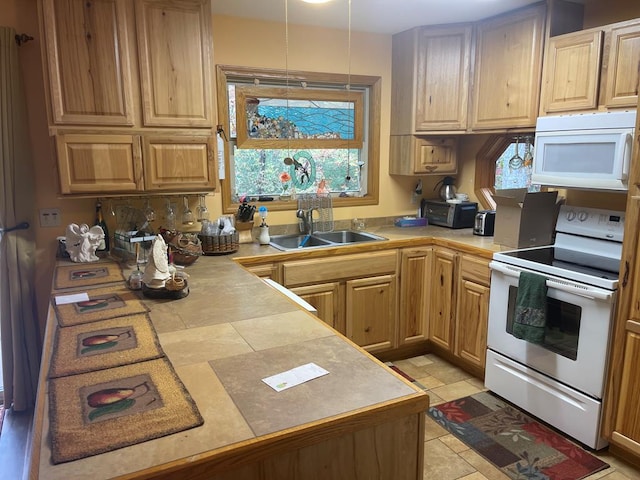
[428,392,609,480]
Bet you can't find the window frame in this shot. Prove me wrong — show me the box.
[216,65,381,213]
[473,134,535,210]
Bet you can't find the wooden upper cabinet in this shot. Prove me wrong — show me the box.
[471,3,546,130]
[56,133,143,193]
[391,24,472,134]
[540,29,603,113]
[540,18,640,115]
[42,0,136,125]
[142,134,215,191]
[389,136,457,176]
[414,25,472,131]
[601,20,640,109]
[135,0,213,127]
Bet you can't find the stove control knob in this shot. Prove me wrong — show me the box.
[578,211,589,221]
[566,210,576,221]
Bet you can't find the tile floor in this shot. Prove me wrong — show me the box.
[393,353,640,480]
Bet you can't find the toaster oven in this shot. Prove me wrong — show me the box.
[420,199,478,229]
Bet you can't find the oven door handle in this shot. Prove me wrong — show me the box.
[490,261,612,301]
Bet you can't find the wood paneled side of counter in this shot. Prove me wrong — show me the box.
[134,402,426,480]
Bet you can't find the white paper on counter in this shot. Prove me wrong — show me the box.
[262,362,329,392]
[55,292,89,305]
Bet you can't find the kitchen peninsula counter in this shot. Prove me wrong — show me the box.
[28,225,498,479]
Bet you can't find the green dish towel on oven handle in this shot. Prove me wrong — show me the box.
[512,271,547,344]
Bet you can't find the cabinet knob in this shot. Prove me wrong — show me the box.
[364,326,371,333]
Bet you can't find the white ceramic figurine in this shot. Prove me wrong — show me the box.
[65,223,104,262]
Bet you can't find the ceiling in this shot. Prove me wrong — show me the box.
[211,0,544,35]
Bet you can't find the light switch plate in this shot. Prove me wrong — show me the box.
[39,208,61,227]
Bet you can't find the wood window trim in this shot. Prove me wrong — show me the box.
[216,65,381,214]
[474,135,516,210]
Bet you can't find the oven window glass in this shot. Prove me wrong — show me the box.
[506,285,581,360]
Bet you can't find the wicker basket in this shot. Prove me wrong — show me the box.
[199,231,239,255]
[162,232,203,265]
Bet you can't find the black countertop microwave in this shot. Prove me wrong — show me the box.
[420,199,478,229]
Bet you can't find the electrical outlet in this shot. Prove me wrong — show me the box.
[39,208,61,227]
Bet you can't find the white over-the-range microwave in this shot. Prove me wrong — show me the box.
[532,110,636,191]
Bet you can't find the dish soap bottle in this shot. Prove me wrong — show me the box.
[258,206,270,245]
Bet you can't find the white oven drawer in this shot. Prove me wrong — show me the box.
[485,350,607,450]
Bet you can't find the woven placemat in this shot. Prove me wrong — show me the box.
[54,262,125,290]
[48,313,164,378]
[52,284,148,327]
[48,357,204,464]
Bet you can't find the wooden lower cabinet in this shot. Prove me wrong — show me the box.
[346,274,397,352]
[427,248,491,374]
[455,255,491,370]
[399,248,431,345]
[291,282,344,334]
[238,245,491,368]
[429,248,457,351]
[243,263,278,280]
[281,250,398,353]
[612,322,640,452]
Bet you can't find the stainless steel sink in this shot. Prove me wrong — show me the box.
[269,230,386,251]
[314,230,386,244]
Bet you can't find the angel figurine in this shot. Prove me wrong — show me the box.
[65,223,105,262]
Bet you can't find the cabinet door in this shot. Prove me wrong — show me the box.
[415,25,472,131]
[244,264,277,280]
[346,275,397,353]
[291,283,345,334]
[471,4,546,129]
[611,321,640,454]
[414,137,458,175]
[399,248,431,345]
[601,22,640,108]
[135,0,213,127]
[456,280,490,369]
[429,248,457,351]
[42,0,135,125]
[540,30,603,113]
[142,135,216,191]
[56,133,143,194]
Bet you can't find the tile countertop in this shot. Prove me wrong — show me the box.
[29,225,485,479]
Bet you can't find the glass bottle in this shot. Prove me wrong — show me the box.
[94,200,109,252]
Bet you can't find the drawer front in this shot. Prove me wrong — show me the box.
[460,254,490,286]
[282,251,397,287]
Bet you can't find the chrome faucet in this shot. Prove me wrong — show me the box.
[296,208,318,235]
